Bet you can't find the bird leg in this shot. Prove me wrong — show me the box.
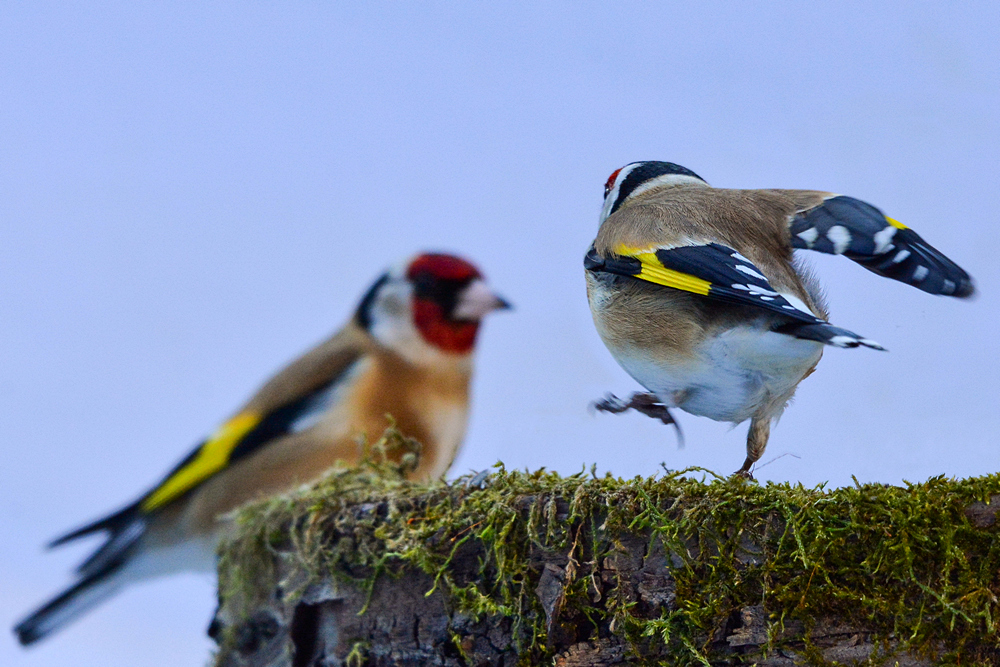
[734,416,770,479]
[593,392,673,423]
[593,392,684,446]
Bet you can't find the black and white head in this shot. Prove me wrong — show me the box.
[354,253,510,365]
[599,161,707,225]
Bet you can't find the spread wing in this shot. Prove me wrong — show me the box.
[787,195,974,297]
[585,241,884,350]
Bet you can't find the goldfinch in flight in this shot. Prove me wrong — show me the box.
[585,161,974,476]
[15,252,509,645]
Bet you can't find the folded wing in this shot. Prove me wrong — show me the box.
[585,242,884,350]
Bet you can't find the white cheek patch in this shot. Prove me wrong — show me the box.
[599,163,642,225]
[368,278,427,357]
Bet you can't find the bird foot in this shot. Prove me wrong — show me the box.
[732,457,756,480]
[464,469,492,489]
[592,392,684,447]
[593,392,675,424]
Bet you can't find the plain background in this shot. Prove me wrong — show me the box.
[2,3,997,665]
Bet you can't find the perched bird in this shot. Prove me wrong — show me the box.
[15,252,509,646]
[585,161,974,476]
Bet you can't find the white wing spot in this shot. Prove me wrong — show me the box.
[289,385,338,434]
[731,251,752,264]
[912,265,929,282]
[760,296,774,301]
[796,227,819,248]
[873,225,898,254]
[827,225,851,254]
[734,264,767,281]
[892,249,911,264]
[828,335,859,348]
[942,279,956,294]
[733,283,779,297]
[778,292,815,316]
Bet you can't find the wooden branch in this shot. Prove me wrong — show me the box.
[209,437,1000,666]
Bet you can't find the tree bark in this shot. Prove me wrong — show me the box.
[209,464,1000,667]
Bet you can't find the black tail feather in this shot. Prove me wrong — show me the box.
[15,508,149,644]
[775,321,885,350]
[74,515,146,578]
[14,561,126,646]
[47,501,141,550]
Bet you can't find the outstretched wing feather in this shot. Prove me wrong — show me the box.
[788,195,974,297]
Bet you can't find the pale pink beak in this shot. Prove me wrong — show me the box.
[453,279,511,321]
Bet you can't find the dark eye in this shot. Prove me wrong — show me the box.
[413,272,436,295]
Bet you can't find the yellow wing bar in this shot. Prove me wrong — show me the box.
[140,412,261,512]
[614,245,712,296]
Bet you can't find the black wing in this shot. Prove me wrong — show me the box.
[47,353,362,577]
[788,195,974,297]
[586,242,884,350]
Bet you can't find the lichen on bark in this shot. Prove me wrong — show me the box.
[211,428,1000,666]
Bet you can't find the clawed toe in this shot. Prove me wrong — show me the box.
[592,393,630,414]
[626,393,677,427]
[732,455,756,480]
[592,392,684,447]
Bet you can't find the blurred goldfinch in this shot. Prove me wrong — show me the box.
[15,252,509,645]
[585,161,974,476]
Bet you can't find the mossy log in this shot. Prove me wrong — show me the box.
[210,430,1000,667]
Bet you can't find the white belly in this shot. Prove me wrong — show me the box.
[614,327,823,424]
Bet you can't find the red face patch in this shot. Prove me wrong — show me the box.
[412,299,480,354]
[406,253,481,282]
[604,168,623,198]
[406,253,485,354]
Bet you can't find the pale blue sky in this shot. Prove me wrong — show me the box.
[2,3,998,665]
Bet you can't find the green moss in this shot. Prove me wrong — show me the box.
[217,428,1000,666]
